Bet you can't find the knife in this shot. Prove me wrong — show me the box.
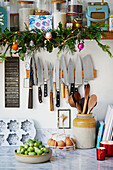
[56,59,60,107]
[32,55,38,86]
[37,57,43,103]
[49,63,54,111]
[28,57,34,109]
[75,55,82,92]
[61,55,69,101]
[53,65,56,98]
[44,61,48,97]
[68,58,75,96]
[61,64,65,98]
[83,55,94,88]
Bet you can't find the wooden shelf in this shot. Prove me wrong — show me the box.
[101,32,113,39]
[26,69,97,79]
[85,32,113,40]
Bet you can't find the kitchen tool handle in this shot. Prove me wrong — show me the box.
[56,90,60,107]
[50,92,54,111]
[65,86,69,103]
[82,99,87,114]
[44,82,48,97]
[28,87,33,109]
[53,82,56,98]
[70,83,75,95]
[38,86,42,103]
[61,83,65,98]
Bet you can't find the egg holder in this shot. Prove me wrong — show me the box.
[0,119,36,146]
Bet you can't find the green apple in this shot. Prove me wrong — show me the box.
[39,145,45,149]
[43,147,49,153]
[19,146,24,150]
[20,148,26,154]
[24,143,29,149]
[16,149,21,154]
[34,142,39,148]
[33,139,37,143]
[28,152,37,156]
[37,141,42,145]
[27,147,34,152]
[29,141,34,147]
[25,150,29,155]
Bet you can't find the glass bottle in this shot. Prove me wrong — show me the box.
[10,0,19,31]
[35,0,51,14]
[18,0,34,31]
[66,0,83,29]
[51,0,67,29]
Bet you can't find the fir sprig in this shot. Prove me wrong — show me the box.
[0,23,112,61]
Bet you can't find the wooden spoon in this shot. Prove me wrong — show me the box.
[87,94,97,114]
[76,102,82,113]
[82,84,90,114]
[74,91,81,103]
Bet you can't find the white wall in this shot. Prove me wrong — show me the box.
[0,0,113,129]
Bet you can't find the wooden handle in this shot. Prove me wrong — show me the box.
[28,88,33,109]
[61,83,65,98]
[50,92,54,111]
[53,82,56,98]
[82,99,87,114]
[65,86,69,103]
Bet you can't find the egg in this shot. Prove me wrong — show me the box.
[58,140,65,149]
[51,140,57,148]
[47,138,53,146]
[65,138,73,149]
[65,137,70,143]
[70,138,75,144]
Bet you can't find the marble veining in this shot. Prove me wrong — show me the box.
[0,146,113,170]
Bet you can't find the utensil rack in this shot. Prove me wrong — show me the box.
[26,69,97,78]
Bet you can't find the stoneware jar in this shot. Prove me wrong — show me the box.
[73,113,96,149]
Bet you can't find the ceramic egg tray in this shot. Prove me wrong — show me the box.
[0,119,36,146]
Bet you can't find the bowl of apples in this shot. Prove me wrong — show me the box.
[15,139,52,164]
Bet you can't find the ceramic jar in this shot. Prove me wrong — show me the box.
[73,113,96,148]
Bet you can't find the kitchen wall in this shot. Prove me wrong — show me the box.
[0,0,113,138]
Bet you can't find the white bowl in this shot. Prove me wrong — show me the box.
[15,149,52,164]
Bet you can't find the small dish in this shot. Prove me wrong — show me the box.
[15,148,52,164]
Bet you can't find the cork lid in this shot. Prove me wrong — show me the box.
[18,1,34,4]
[51,0,66,3]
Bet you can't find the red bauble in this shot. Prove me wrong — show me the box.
[78,43,84,50]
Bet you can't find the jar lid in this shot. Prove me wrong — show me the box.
[51,0,66,3]
[18,1,34,4]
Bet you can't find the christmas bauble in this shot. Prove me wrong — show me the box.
[78,43,84,50]
[45,32,52,39]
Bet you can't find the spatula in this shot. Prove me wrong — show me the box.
[82,84,90,114]
[87,94,97,114]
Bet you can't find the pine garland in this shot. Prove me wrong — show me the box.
[0,23,112,61]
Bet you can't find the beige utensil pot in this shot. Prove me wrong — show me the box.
[73,114,96,148]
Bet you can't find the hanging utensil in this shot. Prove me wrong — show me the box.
[75,55,82,92]
[61,64,65,98]
[44,61,48,97]
[61,55,69,101]
[49,63,54,111]
[76,102,82,113]
[53,65,56,98]
[28,57,34,109]
[56,59,60,107]
[83,54,94,88]
[37,57,43,103]
[32,55,38,86]
[68,58,75,95]
[87,94,97,114]
[82,83,90,114]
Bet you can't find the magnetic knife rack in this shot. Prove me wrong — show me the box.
[26,70,97,78]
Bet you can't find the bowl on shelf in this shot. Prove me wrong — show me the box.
[15,148,52,164]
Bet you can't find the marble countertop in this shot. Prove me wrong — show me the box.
[0,146,113,170]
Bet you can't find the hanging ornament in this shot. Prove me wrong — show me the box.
[78,43,84,50]
[12,43,18,51]
[30,40,34,46]
[45,32,52,40]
